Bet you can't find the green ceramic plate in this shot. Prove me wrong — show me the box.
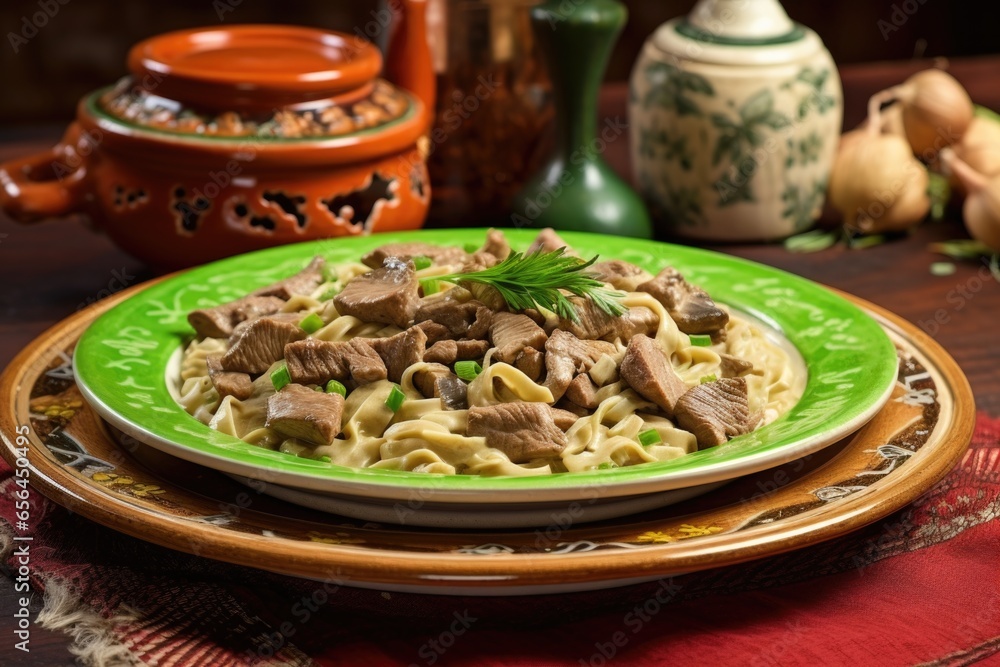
[74,229,897,504]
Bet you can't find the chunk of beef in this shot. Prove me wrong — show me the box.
[229,311,301,341]
[188,295,286,339]
[466,306,494,340]
[265,384,344,446]
[284,338,387,387]
[543,330,617,402]
[674,377,753,448]
[607,307,659,341]
[637,267,729,335]
[414,295,482,337]
[206,355,253,400]
[462,229,512,272]
[253,256,326,300]
[718,353,756,378]
[590,260,652,291]
[490,312,548,364]
[467,402,567,463]
[362,243,468,270]
[565,374,599,409]
[514,346,545,382]
[416,320,452,344]
[527,228,577,256]
[187,257,325,338]
[460,252,498,274]
[412,363,468,410]
[550,407,581,431]
[334,258,419,328]
[221,317,306,375]
[364,326,428,383]
[619,334,688,414]
[480,228,511,261]
[559,297,617,340]
[423,339,490,365]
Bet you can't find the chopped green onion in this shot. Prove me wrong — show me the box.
[412,255,432,270]
[299,312,325,334]
[700,374,718,384]
[638,429,662,447]
[385,384,406,412]
[318,284,341,301]
[318,455,332,463]
[421,278,440,295]
[464,242,479,254]
[598,461,619,470]
[454,360,483,382]
[689,334,712,347]
[930,261,956,276]
[270,364,291,391]
[325,380,347,397]
[321,265,339,283]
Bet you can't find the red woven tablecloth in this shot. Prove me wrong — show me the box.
[2,413,998,667]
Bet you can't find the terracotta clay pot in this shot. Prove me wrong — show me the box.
[0,16,435,269]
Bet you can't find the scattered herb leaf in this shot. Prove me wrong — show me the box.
[929,239,993,259]
[784,229,840,253]
[930,261,956,276]
[847,233,888,250]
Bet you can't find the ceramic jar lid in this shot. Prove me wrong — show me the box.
[96,25,418,140]
[128,25,382,110]
[649,0,824,66]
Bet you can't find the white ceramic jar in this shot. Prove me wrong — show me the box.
[629,0,842,241]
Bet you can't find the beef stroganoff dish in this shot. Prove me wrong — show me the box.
[176,229,803,476]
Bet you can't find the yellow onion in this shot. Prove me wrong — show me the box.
[868,69,974,159]
[827,128,930,233]
[942,148,1000,252]
[950,116,1000,195]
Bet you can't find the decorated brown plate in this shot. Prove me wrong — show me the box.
[0,285,974,595]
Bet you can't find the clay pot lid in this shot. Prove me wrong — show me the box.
[128,24,382,111]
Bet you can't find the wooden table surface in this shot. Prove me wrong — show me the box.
[1,56,999,665]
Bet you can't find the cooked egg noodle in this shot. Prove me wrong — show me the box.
[179,271,801,475]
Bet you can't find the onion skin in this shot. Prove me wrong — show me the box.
[827,130,931,234]
[964,192,1000,252]
[951,116,1000,195]
[900,69,974,158]
[942,148,1000,253]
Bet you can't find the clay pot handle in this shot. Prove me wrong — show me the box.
[0,124,89,223]
[385,0,436,128]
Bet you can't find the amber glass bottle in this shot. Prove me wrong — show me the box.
[425,0,553,226]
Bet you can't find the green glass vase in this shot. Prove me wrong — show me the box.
[510,0,652,239]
